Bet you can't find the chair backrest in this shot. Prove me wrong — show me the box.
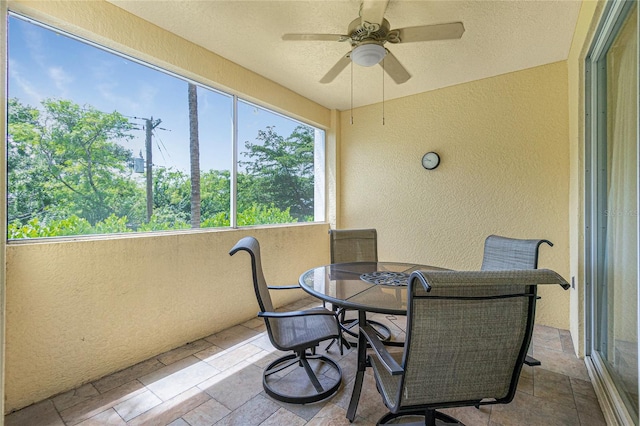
[329,228,378,263]
[398,269,568,410]
[229,236,274,313]
[481,235,553,271]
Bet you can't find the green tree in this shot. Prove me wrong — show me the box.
[239,125,314,221]
[7,97,312,238]
[8,98,144,227]
[7,99,52,224]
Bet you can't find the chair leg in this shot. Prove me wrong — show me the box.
[377,409,464,426]
[524,355,542,366]
[299,354,324,393]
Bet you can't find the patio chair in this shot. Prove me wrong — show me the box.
[481,234,553,271]
[362,269,569,425]
[229,236,342,404]
[481,234,553,366]
[328,228,393,345]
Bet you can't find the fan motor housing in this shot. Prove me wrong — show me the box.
[347,18,391,44]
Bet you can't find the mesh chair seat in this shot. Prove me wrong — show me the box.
[230,236,342,404]
[269,309,340,350]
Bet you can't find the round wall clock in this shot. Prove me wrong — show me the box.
[422,152,440,170]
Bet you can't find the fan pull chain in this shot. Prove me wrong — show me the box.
[350,60,354,125]
[382,57,385,125]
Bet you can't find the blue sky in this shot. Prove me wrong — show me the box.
[7,14,305,173]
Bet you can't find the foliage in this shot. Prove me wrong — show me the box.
[7,215,129,239]
[8,98,143,226]
[7,98,315,239]
[239,125,314,220]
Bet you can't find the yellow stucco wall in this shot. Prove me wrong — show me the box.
[339,62,571,329]
[5,224,330,412]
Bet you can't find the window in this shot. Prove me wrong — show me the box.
[6,13,324,239]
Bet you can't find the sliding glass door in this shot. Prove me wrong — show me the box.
[586,1,638,423]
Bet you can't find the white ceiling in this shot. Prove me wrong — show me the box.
[108,0,582,111]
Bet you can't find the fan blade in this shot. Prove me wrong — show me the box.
[282,33,348,42]
[360,0,389,26]
[394,22,465,43]
[380,50,411,84]
[320,54,351,84]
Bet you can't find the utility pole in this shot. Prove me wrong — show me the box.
[144,117,162,222]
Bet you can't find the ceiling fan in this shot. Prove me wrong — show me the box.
[282,0,464,85]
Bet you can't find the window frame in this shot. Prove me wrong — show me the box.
[584,0,639,424]
[6,11,326,241]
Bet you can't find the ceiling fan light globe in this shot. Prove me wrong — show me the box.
[351,44,386,67]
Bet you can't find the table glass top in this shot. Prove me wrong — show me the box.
[299,262,444,314]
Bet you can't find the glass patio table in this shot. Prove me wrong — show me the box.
[299,261,447,422]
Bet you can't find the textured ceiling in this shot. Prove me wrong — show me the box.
[108,0,582,111]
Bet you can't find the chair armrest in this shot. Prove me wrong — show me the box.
[267,284,300,290]
[258,309,336,319]
[360,323,404,375]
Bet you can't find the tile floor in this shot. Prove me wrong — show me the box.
[5,296,607,426]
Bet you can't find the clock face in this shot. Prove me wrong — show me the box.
[422,152,440,170]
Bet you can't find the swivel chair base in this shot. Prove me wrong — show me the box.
[378,409,463,426]
[263,350,342,404]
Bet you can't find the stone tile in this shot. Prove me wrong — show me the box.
[193,344,225,361]
[516,365,534,395]
[306,402,374,425]
[92,358,165,394]
[199,361,265,410]
[127,387,210,426]
[5,399,65,426]
[570,377,598,399]
[249,333,278,352]
[441,405,492,425]
[157,339,214,365]
[204,342,264,371]
[490,389,581,426]
[335,350,359,384]
[181,398,231,426]
[204,325,261,349]
[559,329,575,354]
[240,316,264,330]
[260,407,307,426]
[248,350,290,379]
[533,368,575,408]
[570,377,606,425]
[113,390,162,421]
[52,383,100,412]
[214,394,281,426]
[137,355,199,383]
[75,408,126,425]
[139,356,220,401]
[167,418,190,426]
[574,390,607,426]
[531,346,590,381]
[59,380,146,425]
[532,325,563,352]
[269,397,326,422]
